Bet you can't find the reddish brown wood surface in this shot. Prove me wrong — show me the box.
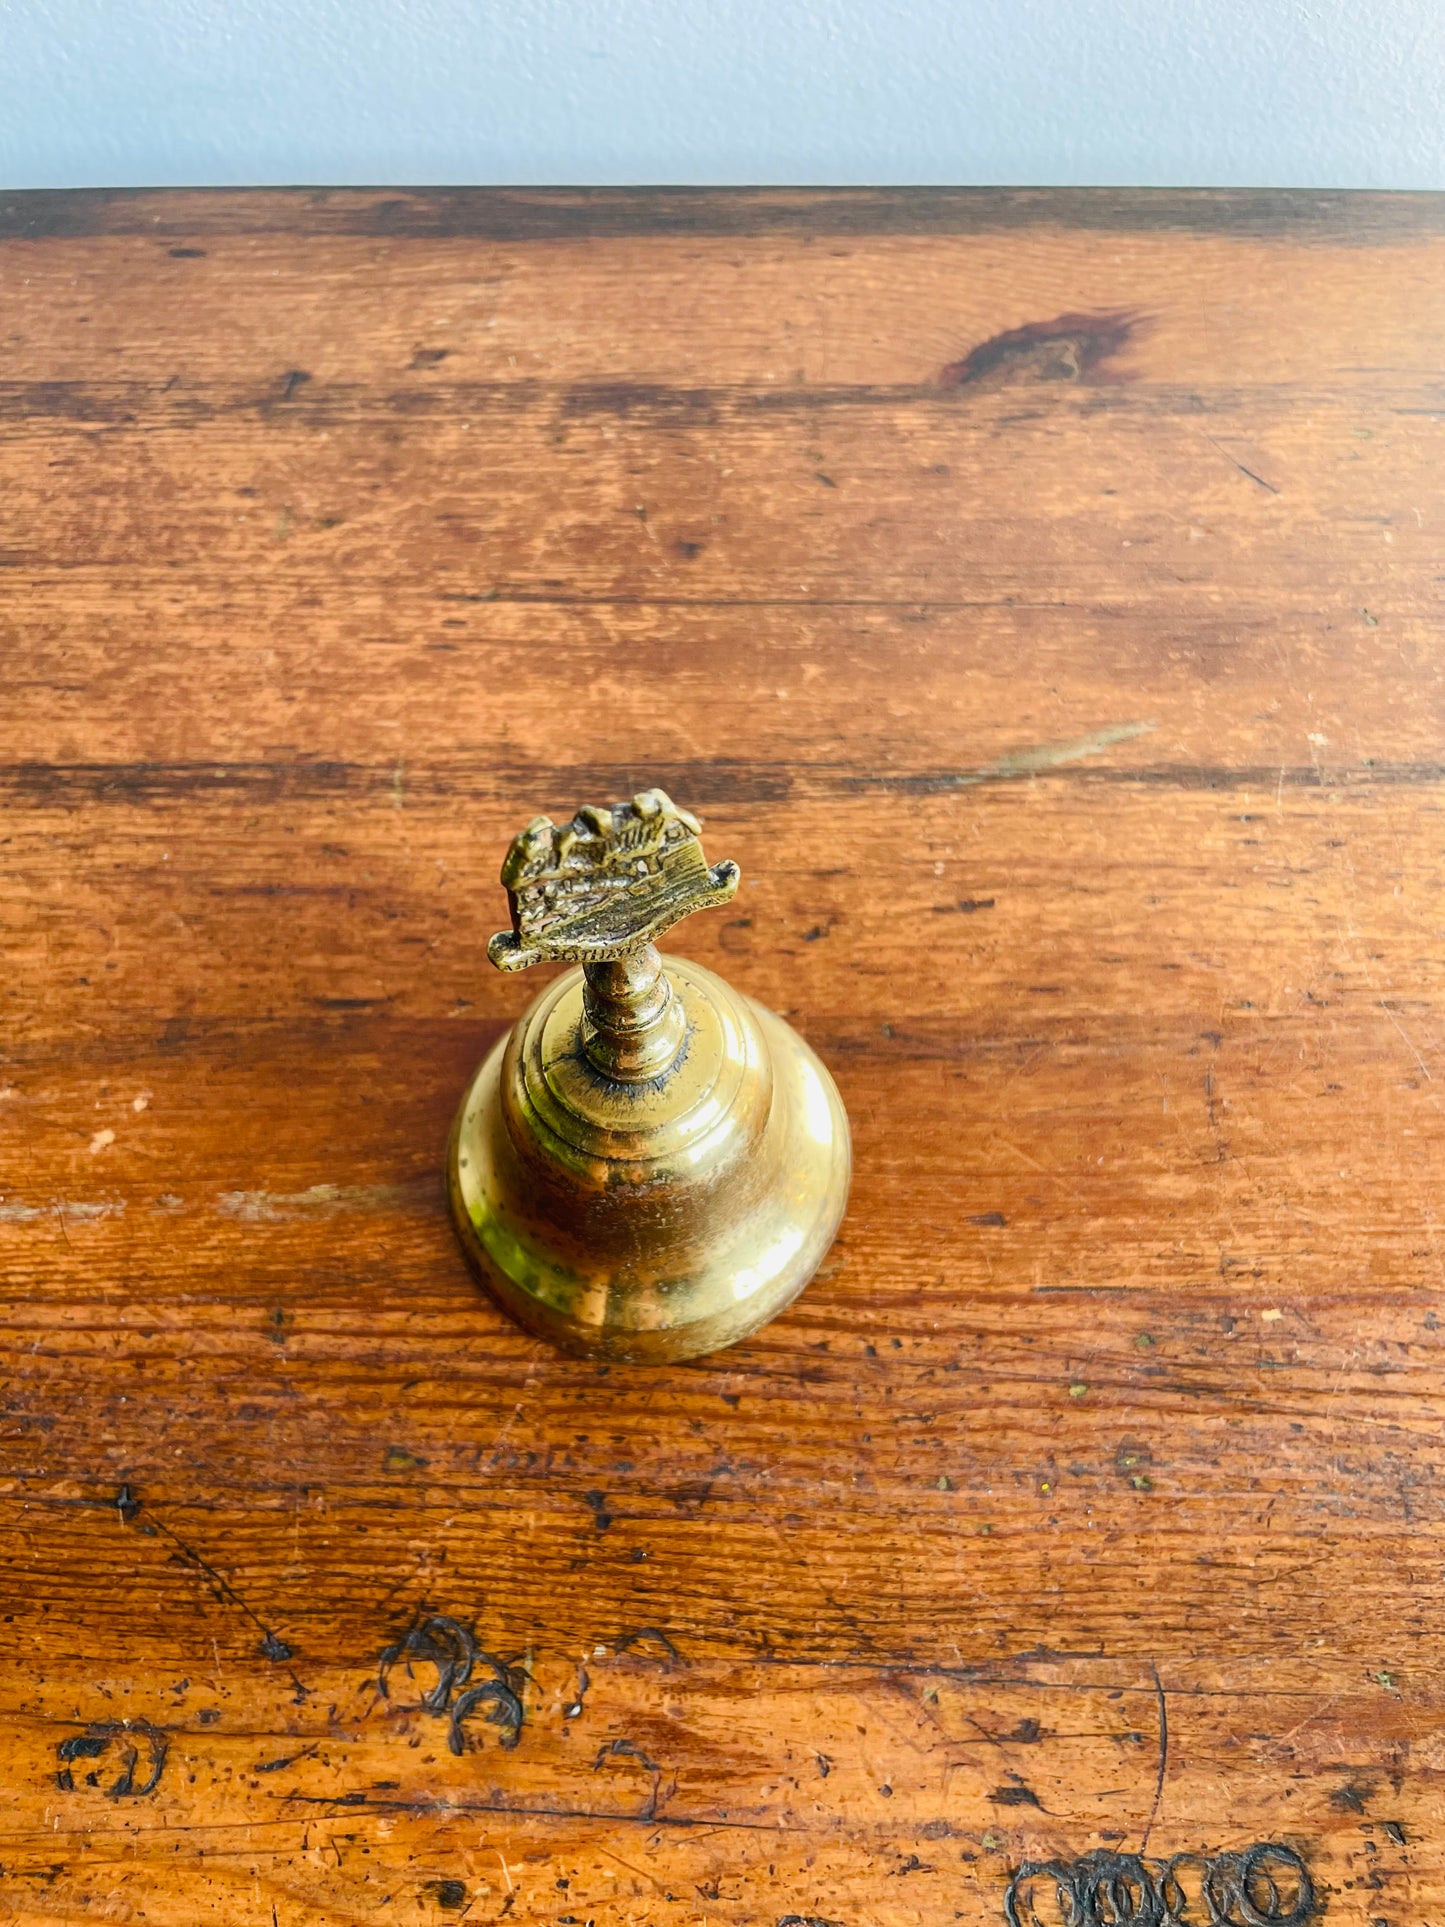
[2,187,1445,1925]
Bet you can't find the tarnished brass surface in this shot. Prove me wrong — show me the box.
[447,791,851,1361]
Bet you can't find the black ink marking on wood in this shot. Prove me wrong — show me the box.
[254,1745,318,1773]
[582,1489,614,1531]
[378,1614,476,1713]
[378,1613,525,1753]
[1005,1845,1316,1927]
[449,1679,524,1755]
[991,1782,1043,1808]
[616,1626,683,1666]
[594,1737,666,1818]
[57,1720,167,1798]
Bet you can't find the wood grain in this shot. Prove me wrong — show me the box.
[2,188,1444,1926]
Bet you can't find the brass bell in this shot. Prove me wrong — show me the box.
[447,789,850,1362]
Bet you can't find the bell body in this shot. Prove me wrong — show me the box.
[448,955,850,1362]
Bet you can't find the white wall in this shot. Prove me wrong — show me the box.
[3,0,1442,189]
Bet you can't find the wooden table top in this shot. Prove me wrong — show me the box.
[3,186,1444,1927]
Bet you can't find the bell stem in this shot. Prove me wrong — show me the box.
[581,944,687,1081]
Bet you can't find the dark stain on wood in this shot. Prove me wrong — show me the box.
[991,1782,1044,1809]
[939,310,1139,389]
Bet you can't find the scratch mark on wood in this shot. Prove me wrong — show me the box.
[216,1177,434,1221]
[565,1660,591,1720]
[0,1197,124,1222]
[1204,432,1281,493]
[1379,1001,1433,1082]
[281,1787,774,1831]
[143,1507,298,1676]
[1139,1662,1169,1854]
[1231,459,1280,494]
[844,721,1158,795]
[979,721,1159,779]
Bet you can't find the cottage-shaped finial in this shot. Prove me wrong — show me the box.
[487,788,739,972]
